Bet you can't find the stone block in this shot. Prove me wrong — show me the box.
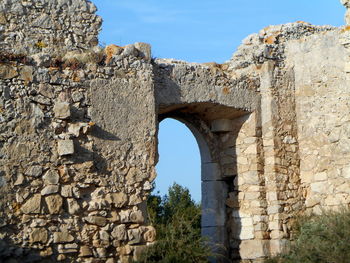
[57,139,74,156]
[43,169,59,185]
[269,239,289,256]
[202,226,229,262]
[67,198,80,214]
[342,165,350,178]
[19,66,33,82]
[53,102,71,119]
[232,224,255,240]
[310,181,329,194]
[130,210,144,223]
[202,181,228,227]
[105,44,124,64]
[122,44,138,57]
[79,246,92,257]
[202,162,221,181]
[25,166,43,177]
[61,185,73,197]
[111,225,127,241]
[53,231,74,243]
[84,215,107,226]
[21,194,41,214]
[239,240,269,260]
[341,0,350,8]
[30,228,48,244]
[135,42,151,61]
[211,119,233,133]
[107,192,128,208]
[127,229,141,245]
[267,205,283,215]
[0,64,18,79]
[45,195,63,214]
[143,226,156,242]
[41,185,59,195]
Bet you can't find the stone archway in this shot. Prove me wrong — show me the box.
[157,102,257,262]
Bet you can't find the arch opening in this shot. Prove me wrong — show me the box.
[155,118,202,202]
[153,102,255,262]
[156,111,233,262]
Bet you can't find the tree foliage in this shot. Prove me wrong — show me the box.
[135,183,211,263]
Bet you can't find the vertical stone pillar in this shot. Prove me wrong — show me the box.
[260,61,286,255]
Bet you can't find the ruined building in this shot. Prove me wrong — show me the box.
[0,0,350,262]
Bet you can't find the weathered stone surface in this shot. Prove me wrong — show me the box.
[58,243,79,253]
[127,229,141,245]
[240,240,269,259]
[107,192,128,208]
[122,44,138,57]
[0,12,7,24]
[45,195,63,214]
[201,181,227,227]
[0,64,18,79]
[130,210,144,223]
[126,167,146,185]
[25,166,43,177]
[111,225,127,241]
[53,102,71,119]
[211,119,233,133]
[143,226,156,242]
[43,170,59,185]
[105,44,124,64]
[19,66,33,82]
[29,228,48,243]
[202,162,221,181]
[41,185,59,196]
[57,139,74,156]
[14,174,25,186]
[79,246,92,257]
[21,194,41,214]
[67,198,80,214]
[96,247,107,258]
[84,216,107,226]
[53,231,74,243]
[61,185,73,197]
[135,42,151,61]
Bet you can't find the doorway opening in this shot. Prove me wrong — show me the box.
[155,118,201,202]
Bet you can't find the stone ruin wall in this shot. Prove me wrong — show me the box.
[0,0,101,54]
[0,0,350,262]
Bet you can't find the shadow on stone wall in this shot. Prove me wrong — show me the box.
[0,239,47,263]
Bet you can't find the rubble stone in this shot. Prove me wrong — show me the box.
[45,195,63,214]
[43,170,59,185]
[57,139,74,156]
[29,228,48,243]
[53,231,75,243]
[53,102,71,119]
[21,194,41,214]
[41,185,59,196]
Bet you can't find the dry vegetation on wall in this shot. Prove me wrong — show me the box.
[0,47,107,72]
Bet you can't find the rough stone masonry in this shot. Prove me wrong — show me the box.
[0,0,350,262]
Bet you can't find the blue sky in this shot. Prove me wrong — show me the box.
[94,0,344,63]
[93,0,345,201]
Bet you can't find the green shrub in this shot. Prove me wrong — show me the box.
[265,208,350,263]
[135,183,211,263]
